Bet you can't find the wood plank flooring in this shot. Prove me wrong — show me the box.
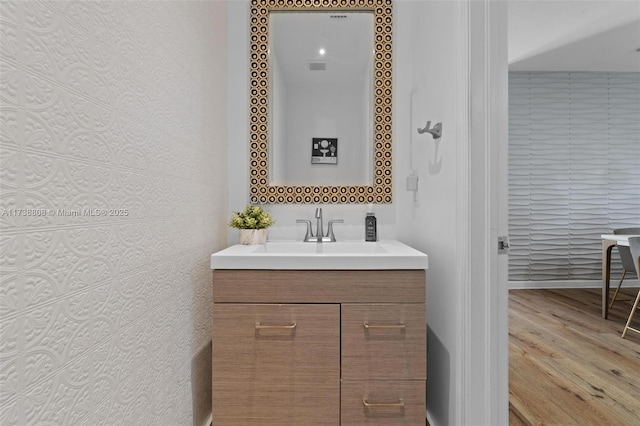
[509,288,640,426]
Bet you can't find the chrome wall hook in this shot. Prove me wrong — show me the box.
[417,121,443,139]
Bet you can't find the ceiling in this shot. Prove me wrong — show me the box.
[270,12,373,85]
[508,0,640,71]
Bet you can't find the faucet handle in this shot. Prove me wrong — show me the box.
[327,219,344,242]
[296,219,313,241]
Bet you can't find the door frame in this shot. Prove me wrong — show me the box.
[456,0,509,424]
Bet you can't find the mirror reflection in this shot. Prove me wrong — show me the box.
[268,11,374,186]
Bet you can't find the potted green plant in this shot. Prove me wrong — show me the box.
[229,205,274,245]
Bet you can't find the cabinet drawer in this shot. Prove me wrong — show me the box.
[342,304,426,380]
[213,270,425,303]
[341,380,426,425]
[212,304,340,425]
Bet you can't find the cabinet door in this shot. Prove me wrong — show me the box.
[342,304,426,380]
[212,304,340,425]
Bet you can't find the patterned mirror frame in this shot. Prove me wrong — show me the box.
[249,0,392,204]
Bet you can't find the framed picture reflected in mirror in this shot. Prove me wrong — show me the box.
[311,138,338,165]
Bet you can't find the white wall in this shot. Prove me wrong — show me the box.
[0,2,228,425]
[394,2,463,424]
[284,81,369,185]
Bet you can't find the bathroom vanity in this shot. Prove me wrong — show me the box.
[210,241,428,425]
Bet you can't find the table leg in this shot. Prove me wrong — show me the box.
[602,240,617,319]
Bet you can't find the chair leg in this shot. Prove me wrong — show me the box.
[621,288,640,338]
[609,269,626,309]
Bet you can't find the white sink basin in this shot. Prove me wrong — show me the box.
[252,241,389,254]
[210,240,428,270]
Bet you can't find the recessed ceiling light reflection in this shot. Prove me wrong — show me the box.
[319,48,326,56]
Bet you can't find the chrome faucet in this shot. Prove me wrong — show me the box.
[296,208,343,242]
[315,208,323,243]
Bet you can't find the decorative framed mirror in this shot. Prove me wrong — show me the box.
[249,0,392,204]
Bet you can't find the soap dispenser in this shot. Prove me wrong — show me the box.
[365,204,377,242]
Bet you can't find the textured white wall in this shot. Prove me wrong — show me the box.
[509,72,640,281]
[0,1,227,425]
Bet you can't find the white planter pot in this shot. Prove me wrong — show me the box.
[238,229,268,245]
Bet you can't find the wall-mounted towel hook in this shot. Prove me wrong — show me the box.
[417,121,443,139]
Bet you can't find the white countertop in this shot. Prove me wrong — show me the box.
[210,239,429,270]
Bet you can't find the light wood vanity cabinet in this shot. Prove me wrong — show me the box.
[212,270,426,425]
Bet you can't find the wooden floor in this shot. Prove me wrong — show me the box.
[509,288,640,426]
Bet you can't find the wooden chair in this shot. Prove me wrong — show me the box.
[622,236,640,339]
[609,227,640,309]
